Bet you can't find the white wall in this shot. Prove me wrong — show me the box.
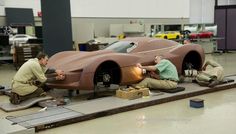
[0,0,5,16]
[0,0,4,6]
[1,0,189,18]
[218,0,236,5]
[190,0,215,24]
[70,0,189,18]
[0,0,219,23]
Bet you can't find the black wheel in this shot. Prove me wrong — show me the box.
[94,61,121,87]
[2,26,12,35]
[176,35,180,39]
[164,36,168,39]
[96,71,112,86]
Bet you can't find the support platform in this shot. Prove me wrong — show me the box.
[1,76,236,132]
[0,96,53,112]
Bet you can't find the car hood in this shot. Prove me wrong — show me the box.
[47,50,116,72]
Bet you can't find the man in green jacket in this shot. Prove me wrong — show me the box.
[10,52,65,104]
[135,56,179,90]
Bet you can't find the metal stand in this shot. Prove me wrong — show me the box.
[87,86,99,100]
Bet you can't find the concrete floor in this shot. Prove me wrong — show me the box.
[1,53,236,134]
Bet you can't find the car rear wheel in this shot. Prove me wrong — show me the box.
[164,36,168,39]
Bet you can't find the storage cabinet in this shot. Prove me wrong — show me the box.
[14,44,42,70]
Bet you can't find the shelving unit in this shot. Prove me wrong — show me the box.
[14,44,42,69]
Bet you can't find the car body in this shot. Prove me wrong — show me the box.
[9,34,37,44]
[154,31,181,39]
[189,31,213,39]
[46,37,205,90]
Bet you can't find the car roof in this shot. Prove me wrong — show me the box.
[121,37,177,45]
[120,37,178,52]
[122,37,153,42]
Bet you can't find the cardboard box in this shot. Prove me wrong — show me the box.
[116,87,149,100]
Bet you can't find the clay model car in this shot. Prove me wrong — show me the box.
[46,37,205,90]
[154,31,181,39]
[189,31,213,39]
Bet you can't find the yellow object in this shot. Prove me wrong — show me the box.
[154,31,181,39]
[118,34,125,39]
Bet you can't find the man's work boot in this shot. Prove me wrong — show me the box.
[0,85,5,89]
[197,81,209,87]
[9,92,21,105]
[208,80,220,87]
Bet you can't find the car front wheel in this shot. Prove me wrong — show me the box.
[94,61,121,87]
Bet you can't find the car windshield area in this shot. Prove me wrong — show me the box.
[105,41,137,53]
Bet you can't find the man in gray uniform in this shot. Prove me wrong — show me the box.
[10,52,65,104]
[196,60,224,87]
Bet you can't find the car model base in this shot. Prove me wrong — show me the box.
[2,75,236,132]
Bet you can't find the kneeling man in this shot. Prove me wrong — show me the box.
[10,52,65,104]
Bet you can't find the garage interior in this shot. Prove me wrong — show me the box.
[1,0,236,134]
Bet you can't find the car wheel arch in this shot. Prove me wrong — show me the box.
[93,60,122,86]
[181,51,203,74]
